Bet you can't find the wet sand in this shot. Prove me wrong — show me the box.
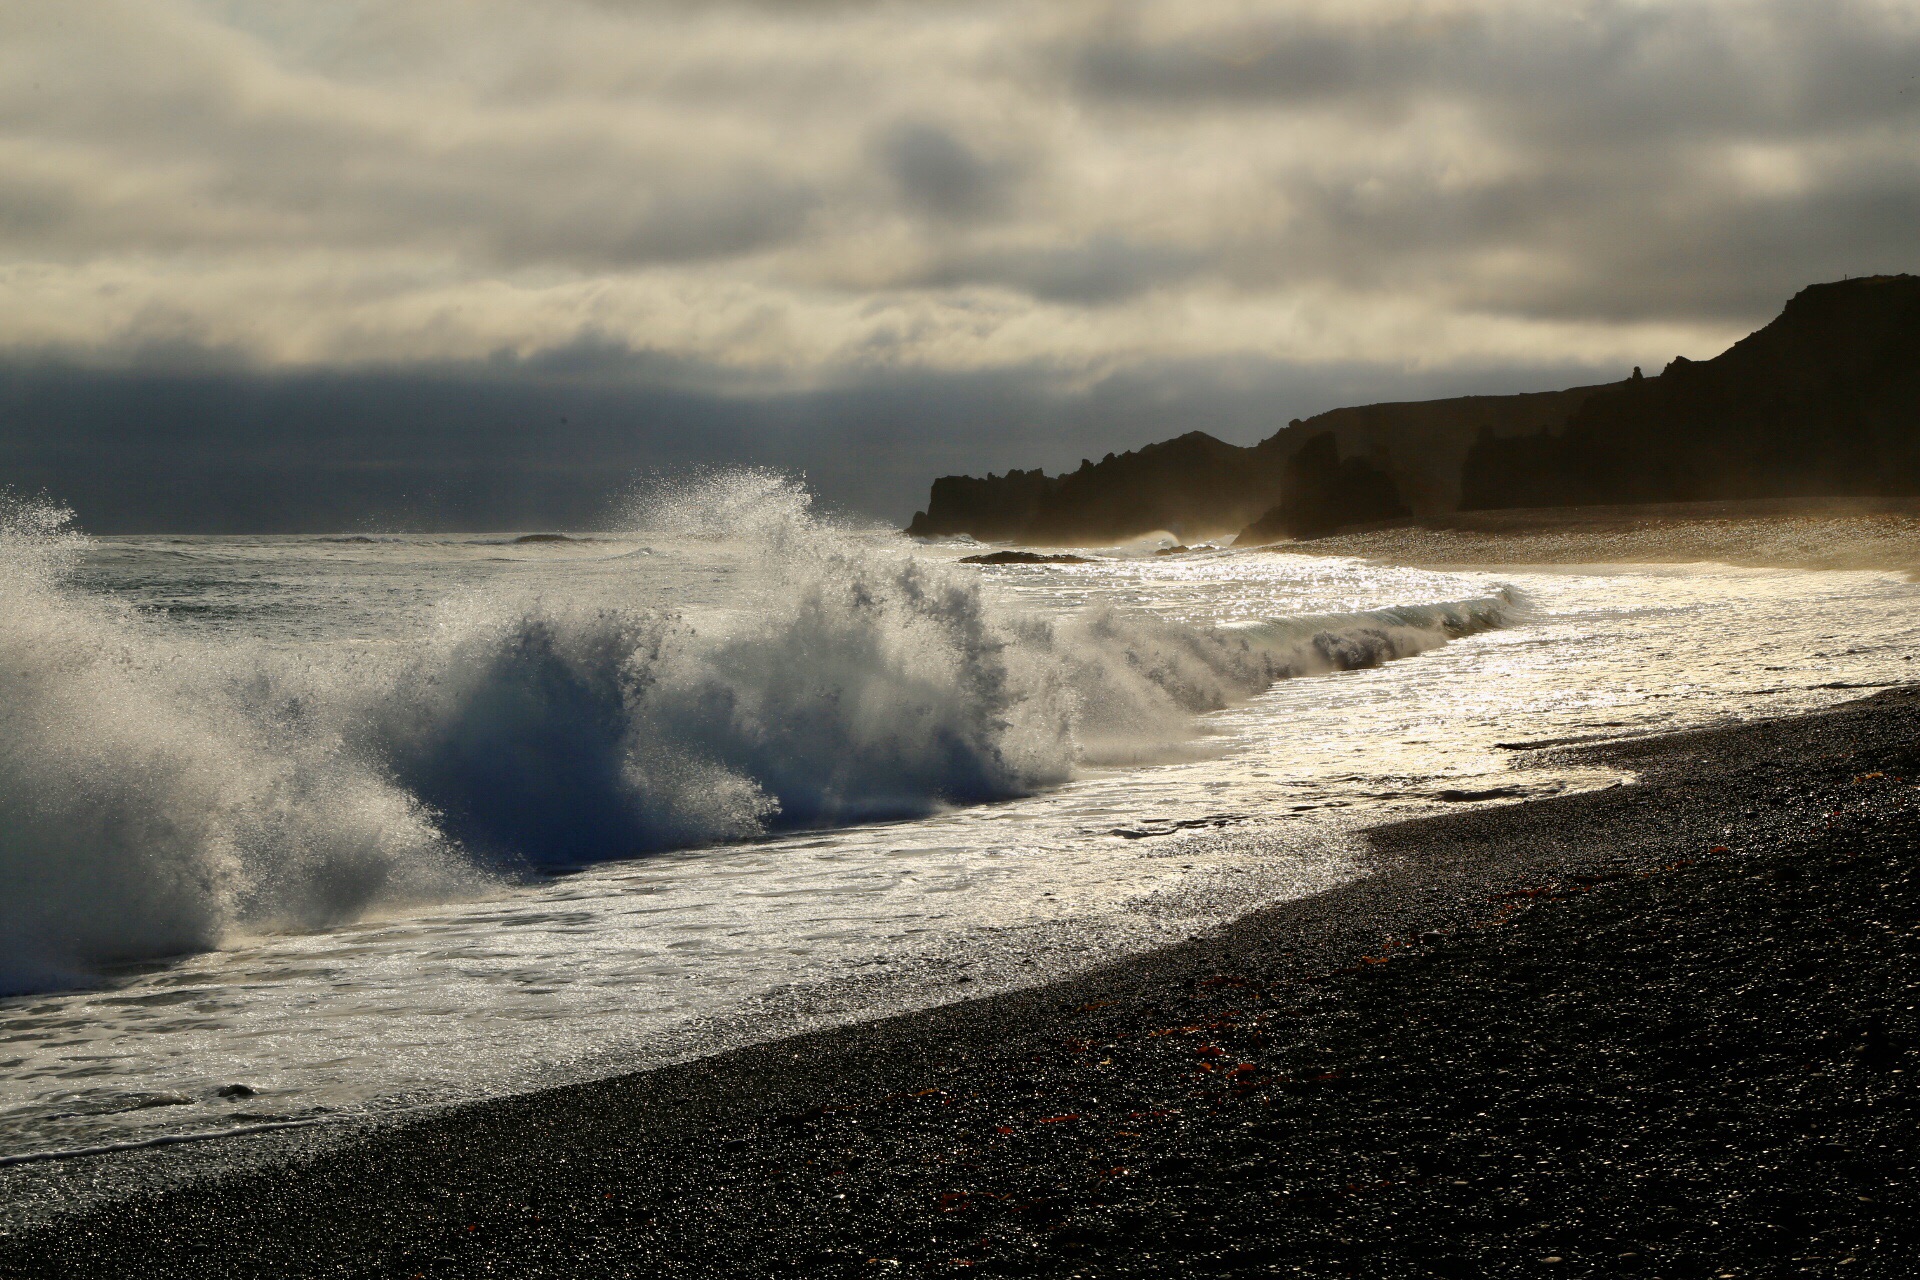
[1250,499,1920,575]
[1,689,1917,1278]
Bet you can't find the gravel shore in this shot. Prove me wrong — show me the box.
[3,689,1917,1279]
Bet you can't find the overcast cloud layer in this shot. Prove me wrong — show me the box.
[4,0,1916,387]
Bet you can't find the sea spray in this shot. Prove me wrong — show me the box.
[0,475,1520,989]
[0,497,474,993]
[367,472,1078,862]
[367,473,1521,862]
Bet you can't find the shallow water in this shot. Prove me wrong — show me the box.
[3,491,1917,1164]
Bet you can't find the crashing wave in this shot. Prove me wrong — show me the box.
[0,496,476,994]
[0,475,1519,991]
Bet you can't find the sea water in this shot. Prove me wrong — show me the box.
[2,474,1917,1169]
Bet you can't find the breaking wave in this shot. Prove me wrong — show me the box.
[0,475,1519,991]
[0,496,476,994]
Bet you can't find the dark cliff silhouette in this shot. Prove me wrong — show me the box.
[1286,385,1614,518]
[1021,432,1298,544]
[907,388,1609,544]
[1461,276,1920,509]
[912,468,1056,542]
[907,275,1919,545]
[1236,433,1410,542]
[908,431,1296,543]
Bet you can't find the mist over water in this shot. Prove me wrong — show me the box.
[0,474,1515,995]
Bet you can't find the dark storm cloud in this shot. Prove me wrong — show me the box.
[878,122,1017,222]
[0,347,1622,533]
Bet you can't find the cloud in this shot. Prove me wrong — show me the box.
[911,236,1207,306]
[1061,0,1920,322]
[0,0,1913,382]
[878,121,1017,222]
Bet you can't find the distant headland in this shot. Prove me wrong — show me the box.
[906,275,1920,546]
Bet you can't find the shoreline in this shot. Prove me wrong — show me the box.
[2,688,1918,1276]
[1244,503,1920,575]
[930,498,1920,572]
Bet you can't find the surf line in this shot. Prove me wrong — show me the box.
[0,1117,326,1168]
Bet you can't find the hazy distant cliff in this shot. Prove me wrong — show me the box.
[907,275,1920,545]
[1304,385,1615,518]
[906,436,1272,543]
[906,384,1615,544]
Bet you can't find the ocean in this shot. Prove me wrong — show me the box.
[3,473,1917,1168]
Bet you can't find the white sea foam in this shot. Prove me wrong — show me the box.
[365,473,1518,862]
[0,476,1516,991]
[0,497,474,994]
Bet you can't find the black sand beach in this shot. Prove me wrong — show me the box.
[3,688,1918,1278]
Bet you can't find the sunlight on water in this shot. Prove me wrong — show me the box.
[3,485,1917,1164]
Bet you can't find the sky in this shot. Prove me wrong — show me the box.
[3,0,1917,529]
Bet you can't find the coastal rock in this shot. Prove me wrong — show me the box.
[957,550,1091,565]
[1234,432,1410,543]
[910,431,1299,546]
[1460,275,1920,509]
[908,468,1053,541]
[904,389,1609,545]
[906,275,1920,546]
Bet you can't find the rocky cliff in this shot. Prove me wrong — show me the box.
[907,275,1920,545]
[906,388,1610,545]
[1461,275,1920,509]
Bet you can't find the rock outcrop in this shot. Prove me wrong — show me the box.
[906,388,1605,545]
[956,550,1092,565]
[1461,276,1920,509]
[909,468,1055,542]
[1235,432,1411,543]
[909,432,1298,544]
[907,276,1920,544]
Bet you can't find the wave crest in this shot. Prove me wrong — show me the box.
[0,476,1517,989]
[0,497,474,993]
